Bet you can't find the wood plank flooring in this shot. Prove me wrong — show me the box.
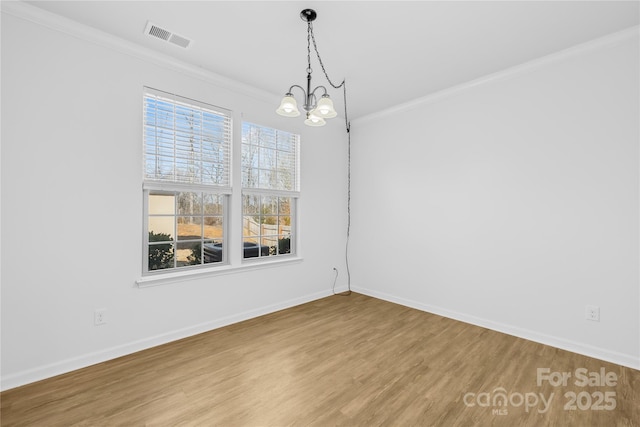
[1,293,639,426]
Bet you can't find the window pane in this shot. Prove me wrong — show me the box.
[148,243,174,270]
[149,193,175,215]
[277,137,294,153]
[278,236,291,255]
[262,218,277,233]
[262,236,278,255]
[261,196,277,215]
[260,147,276,168]
[176,241,200,266]
[241,169,251,188]
[204,216,223,239]
[144,90,231,187]
[277,150,294,169]
[243,194,260,216]
[259,169,272,189]
[279,197,291,215]
[279,215,291,233]
[203,240,223,264]
[261,129,276,149]
[242,144,259,166]
[243,215,259,238]
[203,194,223,214]
[261,221,277,242]
[242,122,299,191]
[177,216,202,240]
[149,217,174,239]
[243,238,268,258]
[202,164,224,186]
[177,192,202,215]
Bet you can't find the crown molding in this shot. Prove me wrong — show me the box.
[1,0,279,105]
[353,25,640,127]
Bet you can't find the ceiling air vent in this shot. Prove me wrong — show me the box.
[144,21,192,49]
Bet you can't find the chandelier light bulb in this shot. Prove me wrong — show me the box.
[304,111,326,127]
[276,94,301,117]
[315,95,337,118]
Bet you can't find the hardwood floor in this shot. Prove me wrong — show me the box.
[2,293,639,426]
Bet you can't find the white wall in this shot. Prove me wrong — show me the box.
[350,28,639,369]
[1,7,349,390]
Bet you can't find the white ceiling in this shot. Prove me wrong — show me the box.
[26,1,640,120]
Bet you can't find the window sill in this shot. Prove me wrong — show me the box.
[136,256,304,288]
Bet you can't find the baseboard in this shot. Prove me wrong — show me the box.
[1,289,336,392]
[6,286,634,391]
[353,286,640,371]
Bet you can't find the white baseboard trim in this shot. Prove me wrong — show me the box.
[1,289,335,392]
[353,286,640,371]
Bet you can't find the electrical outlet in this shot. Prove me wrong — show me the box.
[585,305,600,322]
[94,309,107,326]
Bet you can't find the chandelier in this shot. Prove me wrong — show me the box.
[276,9,340,127]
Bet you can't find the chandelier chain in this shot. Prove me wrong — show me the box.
[309,23,343,90]
[309,22,350,133]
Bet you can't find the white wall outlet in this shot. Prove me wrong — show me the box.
[94,308,107,326]
[585,305,600,322]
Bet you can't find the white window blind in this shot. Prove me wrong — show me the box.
[144,88,232,190]
[241,122,299,193]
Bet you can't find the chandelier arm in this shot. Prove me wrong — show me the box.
[310,85,328,97]
[287,84,318,112]
[287,84,307,98]
[285,85,316,112]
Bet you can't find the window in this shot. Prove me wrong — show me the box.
[242,122,299,259]
[143,88,231,274]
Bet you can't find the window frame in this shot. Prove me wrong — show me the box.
[142,87,232,277]
[241,122,301,262]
